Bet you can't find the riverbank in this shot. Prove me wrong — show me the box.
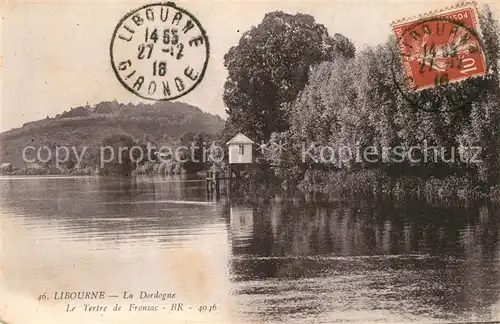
[298,169,500,202]
[0,160,195,177]
[0,165,96,176]
[2,163,499,203]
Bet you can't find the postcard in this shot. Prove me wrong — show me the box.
[1,1,500,323]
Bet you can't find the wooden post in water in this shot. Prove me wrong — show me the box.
[227,165,232,197]
[206,169,212,194]
[215,171,220,195]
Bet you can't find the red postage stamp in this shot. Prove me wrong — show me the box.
[392,3,486,91]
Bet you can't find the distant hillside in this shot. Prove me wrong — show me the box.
[0,100,225,169]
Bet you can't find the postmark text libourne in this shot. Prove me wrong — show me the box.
[110,2,210,101]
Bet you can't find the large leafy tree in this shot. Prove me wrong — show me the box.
[278,4,500,188]
[463,6,500,185]
[222,11,355,142]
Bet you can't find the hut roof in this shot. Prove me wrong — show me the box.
[226,132,254,145]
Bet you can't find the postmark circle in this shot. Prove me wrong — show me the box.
[391,15,489,113]
[110,2,210,101]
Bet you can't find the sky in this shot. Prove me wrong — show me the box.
[2,0,499,131]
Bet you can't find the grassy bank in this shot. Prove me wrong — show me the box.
[132,161,189,175]
[0,165,96,176]
[0,159,201,176]
[298,169,499,202]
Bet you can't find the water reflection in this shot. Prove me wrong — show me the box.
[1,176,232,324]
[1,176,499,323]
[228,199,500,323]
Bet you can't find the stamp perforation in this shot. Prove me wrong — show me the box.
[390,1,488,112]
[390,1,479,26]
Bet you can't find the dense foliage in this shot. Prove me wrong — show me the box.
[226,6,500,199]
[222,11,355,142]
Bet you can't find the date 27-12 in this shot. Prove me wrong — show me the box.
[137,27,184,60]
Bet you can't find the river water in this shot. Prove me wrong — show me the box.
[1,176,499,323]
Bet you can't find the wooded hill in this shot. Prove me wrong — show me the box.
[0,100,225,169]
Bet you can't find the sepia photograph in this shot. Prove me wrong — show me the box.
[1,1,500,323]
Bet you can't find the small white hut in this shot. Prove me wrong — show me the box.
[227,132,254,164]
